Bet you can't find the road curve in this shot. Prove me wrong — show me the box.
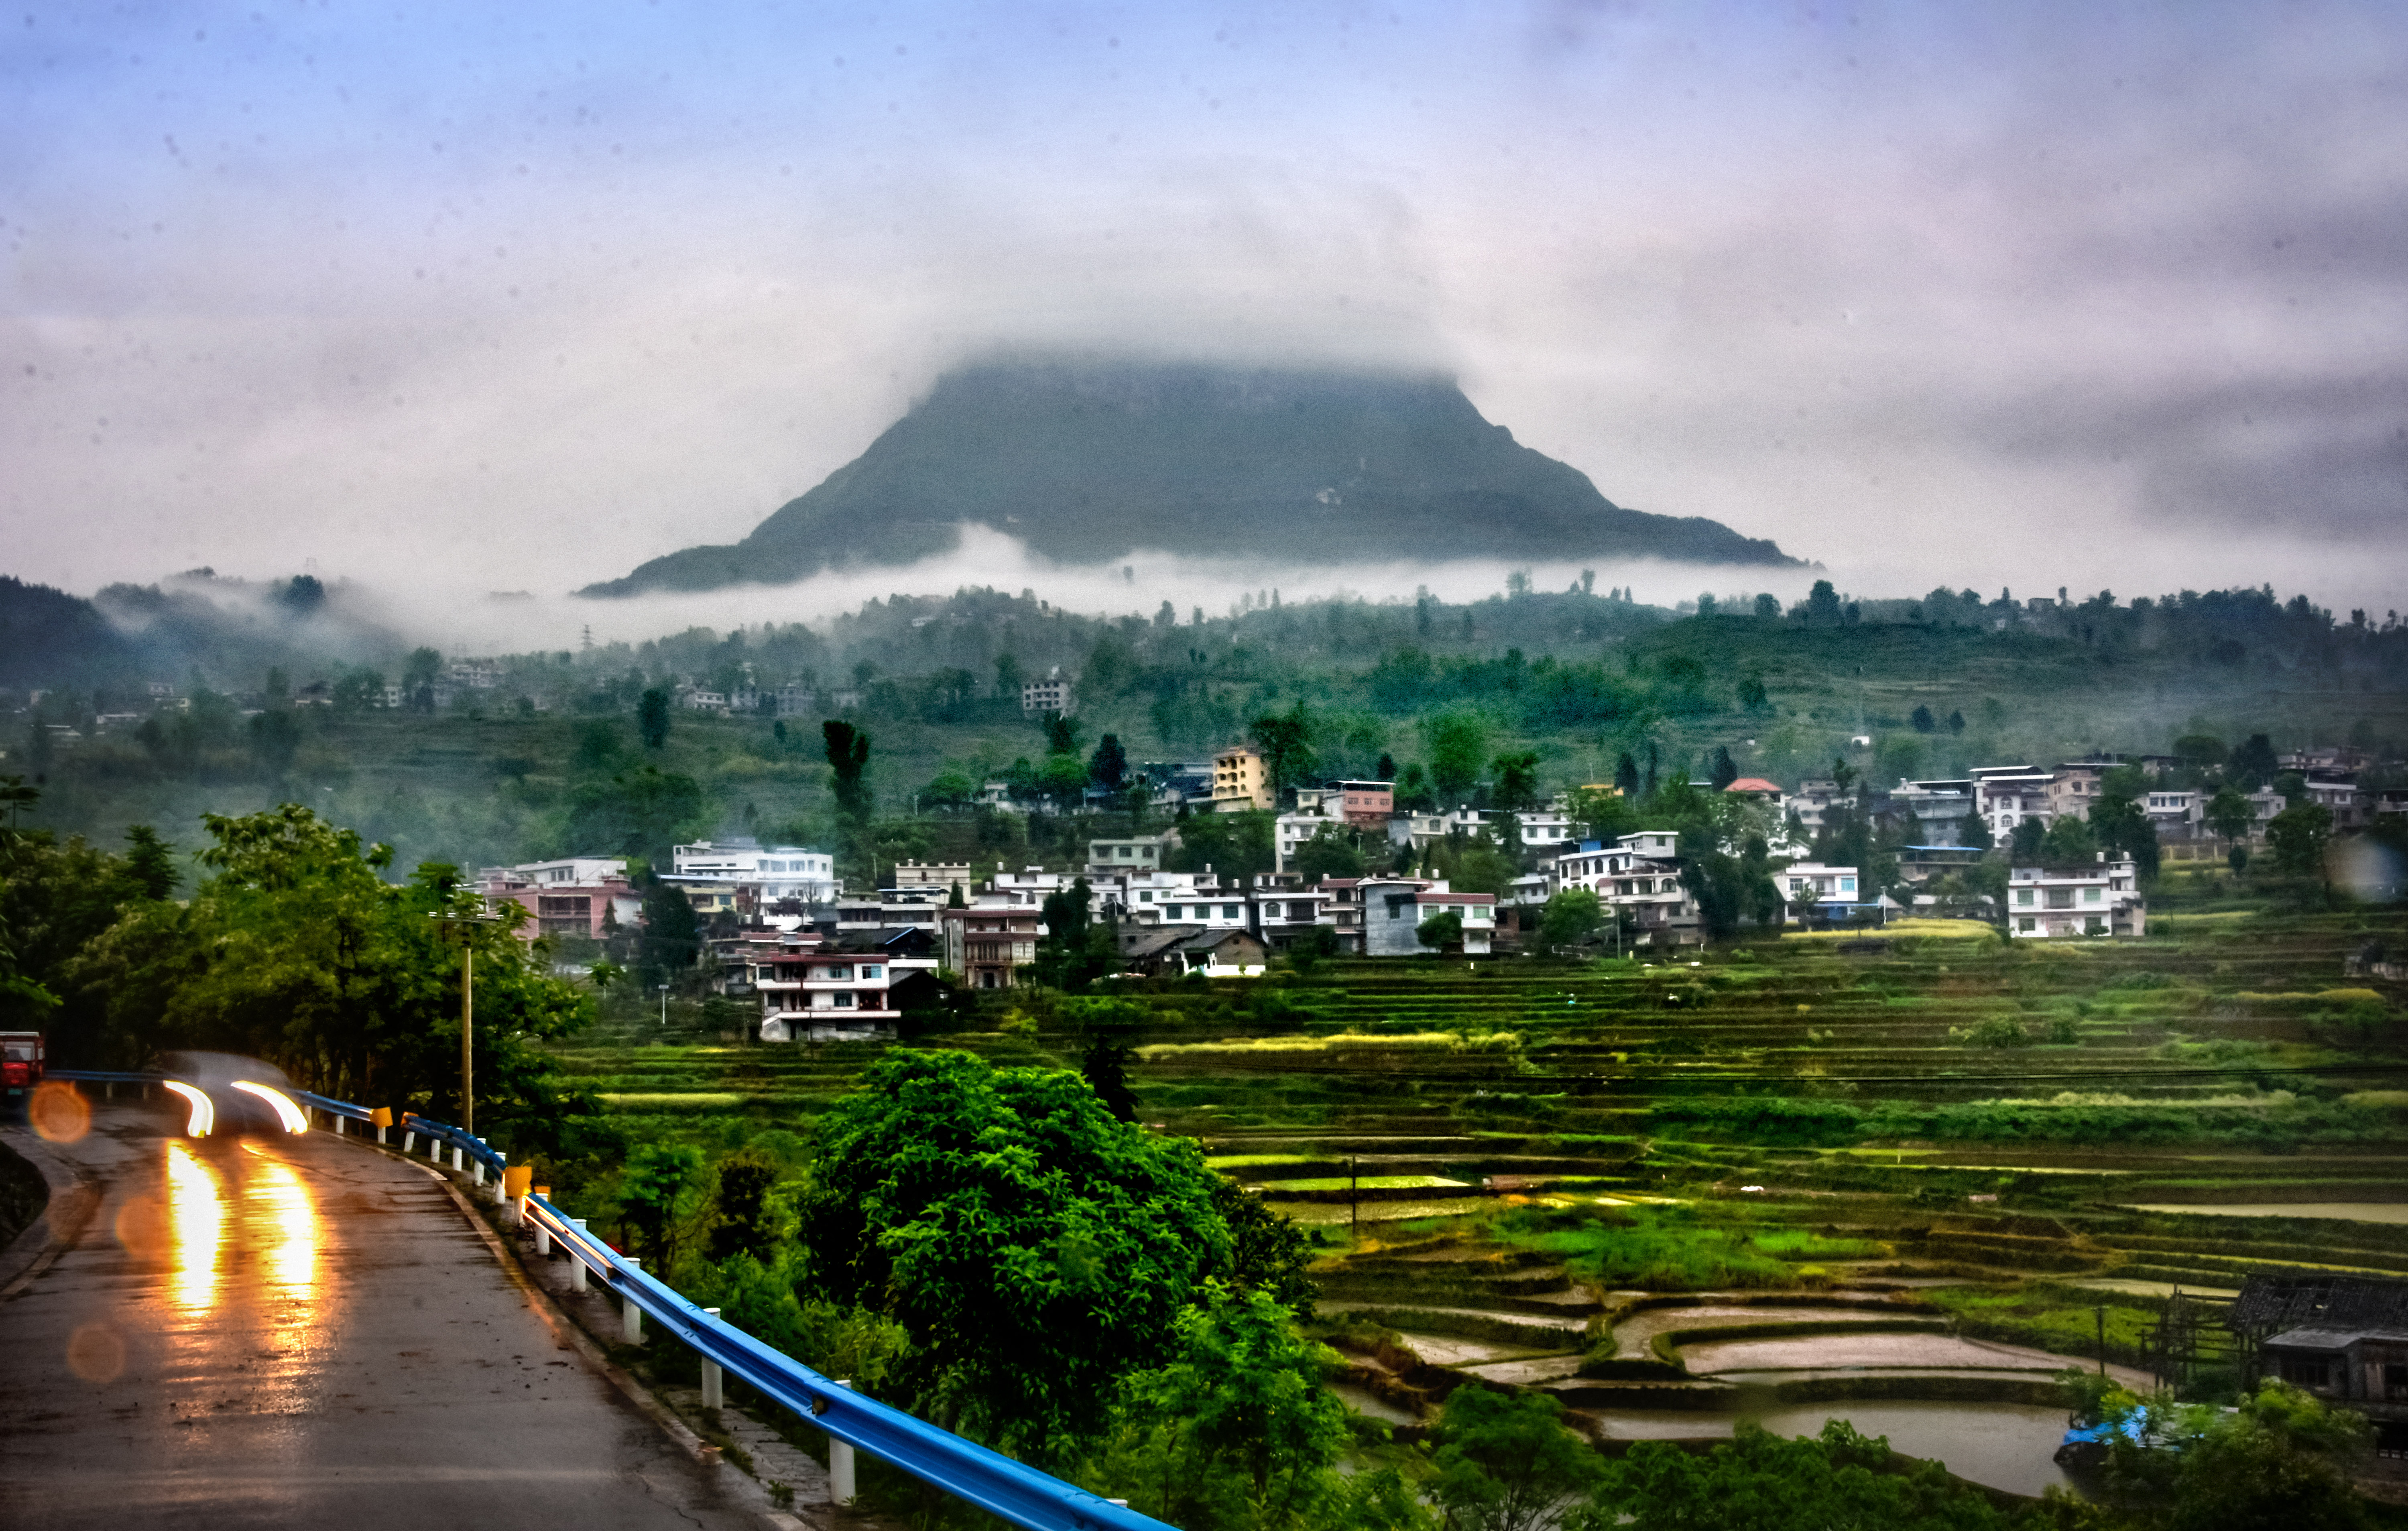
[0,1100,762,1530]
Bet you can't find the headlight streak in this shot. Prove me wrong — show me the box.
[232,1080,309,1133]
[161,1080,214,1137]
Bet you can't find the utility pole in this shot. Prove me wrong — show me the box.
[430,908,500,1135]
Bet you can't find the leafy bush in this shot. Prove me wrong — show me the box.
[1955,1016,2032,1048]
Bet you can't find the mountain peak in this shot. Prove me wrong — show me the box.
[581,354,1798,595]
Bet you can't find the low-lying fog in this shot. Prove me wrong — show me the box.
[310,522,2396,657]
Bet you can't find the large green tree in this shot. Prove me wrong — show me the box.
[2266,802,2333,875]
[1430,1386,1607,1531]
[795,1049,1232,1461]
[2204,785,2257,843]
[1084,1283,1395,1531]
[823,719,874,829]
[1425,710,1491,805]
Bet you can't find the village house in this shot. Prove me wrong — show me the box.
[938,905,1041,990]
[1781,778,1849,835]
[1247,876,1328,949]
[1356,877,1498,956]
[477,855,641,939]
[2232,1275,2408,1464]
[1972,765,2057,839]
[755,927,941,1042]
[889,860,973,895]
[1115,926,1270,979]
[1021,667,1075,715]
[1890,778,1976,845]
[2005,856,2146,938]
[1549,832,1699,946]
[2304,774,2373,830]
[2045,759,2122,821]
[1084,832,1179,878]
[1778,862,1876,927]
[669,840,838,904]
[1318,878,1368,953]
[1210,742,1274,812]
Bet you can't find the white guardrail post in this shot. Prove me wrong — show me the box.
[621,1259,645,1342]
[701,1308,724,1409]
[831,1379,856,1505]
[569,1221,589,1292]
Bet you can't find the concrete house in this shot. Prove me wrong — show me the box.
[756,927,941,1042]
[938,906,1040,990]
[1358,877,1497,956]
[2006,857,2145,938]
[1211,743,1274,812]
[1021,668,1075,715]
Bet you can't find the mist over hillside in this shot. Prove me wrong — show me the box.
[584,356,1800,596]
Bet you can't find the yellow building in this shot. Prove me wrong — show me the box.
[1211,744,1273,812]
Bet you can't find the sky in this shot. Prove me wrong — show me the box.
[5,1,2405,645]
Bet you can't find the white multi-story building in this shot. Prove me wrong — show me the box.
[755,931,941,1041]
[2006,858,2146,939]
[1973,766,2056,838]
[1021,668,1075,715]
[889,860,974,893]
[1386,806,1495,852]
[1781,779,1849,835]
[668,840,838,903]
[1149,885,1252,929]
[1514,808,1575,844]
[1085,833,1179,878]
[1779,862,1865,925]
[2144,789,2203,838]
[1545,830,1698,943]
[1248,878,1328,948]
[1275,811,1354,872]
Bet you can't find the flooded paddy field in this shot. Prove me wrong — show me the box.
[1583,1401,2083,1498]
[2118,1201,2408,1223]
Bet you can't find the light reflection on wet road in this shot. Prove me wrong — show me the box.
[1,1104,755,1529]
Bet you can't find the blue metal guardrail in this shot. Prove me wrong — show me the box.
[47,1070,1171,1531]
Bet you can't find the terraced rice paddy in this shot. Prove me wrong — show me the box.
[542,896,2408,1499]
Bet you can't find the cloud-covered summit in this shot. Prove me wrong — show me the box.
[582,355,1796,596]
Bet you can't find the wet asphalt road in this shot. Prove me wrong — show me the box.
[0,1101,761,1530]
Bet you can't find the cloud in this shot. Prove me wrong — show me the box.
[3,1,2405,617]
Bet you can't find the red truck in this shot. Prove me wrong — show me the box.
[1,1031,44,1102]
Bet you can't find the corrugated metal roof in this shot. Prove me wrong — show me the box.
[2230,1274,2408,1333]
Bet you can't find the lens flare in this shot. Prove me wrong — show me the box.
[232,1080,308,1133]
[28,1079,90,1143]
[65,1322,126,1384]
[161,1080,214,1137]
